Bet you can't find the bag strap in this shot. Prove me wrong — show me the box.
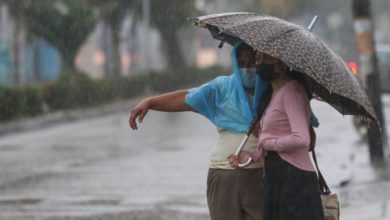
[312,150,331,195]
[309,126,331,195]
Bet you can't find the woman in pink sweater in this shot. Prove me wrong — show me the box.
[229,53,325,220]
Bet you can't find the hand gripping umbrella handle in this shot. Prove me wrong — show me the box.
[234,117,261,168]
[238,157,253,168]
[234,134,253,168]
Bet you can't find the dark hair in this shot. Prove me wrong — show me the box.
[289,70,312,99]
[237,43,254,54]
[256,83,273,120]
[255,70,312,121]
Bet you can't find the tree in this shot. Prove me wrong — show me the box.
[132,0,198,71]
[151,0,198,70]
[1,0,29,85]
[260,0,311,18]
[90,0,198,72]
[20,0,98,74]
[86,0,134,76]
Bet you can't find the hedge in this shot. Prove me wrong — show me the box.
[0,66,226,122]
[0,86,43,121]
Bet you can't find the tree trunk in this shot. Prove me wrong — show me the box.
[12,15,22,85]
[109,21,121,76]
[100,22,111,77]
[31,40,40,82]
[126,20,137,75]
[352,0,385,165]
[158,28,186,71]
[61,49,77,74]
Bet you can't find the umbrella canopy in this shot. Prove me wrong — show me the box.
[194,13,376,121]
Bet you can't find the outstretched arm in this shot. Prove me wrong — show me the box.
[129,90,193,130]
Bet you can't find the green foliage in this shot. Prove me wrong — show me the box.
[0,86,43,121]
[86,0,136,75]
[0,66,224,122]
[20,0,98,73]
[94,75,144,101]
[132,0,197,31]
[149,66,224,92]
[43,72,100,110]
[256,0,313,18]
[87,0,133,23]
[41,67,224,112]
[21,87,44,116]
[150,0,198,31]
[131,0,199,70]
[0,87,24,120]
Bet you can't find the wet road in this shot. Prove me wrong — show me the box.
[0,98,389,220]
[0,108,215,220]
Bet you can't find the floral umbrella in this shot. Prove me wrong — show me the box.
[194,12,376,121]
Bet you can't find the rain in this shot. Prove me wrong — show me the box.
[0,0,390,219]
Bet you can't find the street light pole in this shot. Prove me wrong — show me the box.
[352,0,386,165]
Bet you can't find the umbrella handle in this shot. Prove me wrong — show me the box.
[238,157,253,168]
[234,134,249,155]
[234,135,253,168]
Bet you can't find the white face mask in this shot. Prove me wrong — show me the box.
[239,68,257,88]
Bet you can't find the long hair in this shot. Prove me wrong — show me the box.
[256,83,273,120]
[289,70,312,99]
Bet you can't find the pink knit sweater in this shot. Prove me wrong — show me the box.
[250,80,315,171]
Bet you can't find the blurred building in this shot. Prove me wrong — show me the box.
[0,0,388,86]
[0,4,61,86]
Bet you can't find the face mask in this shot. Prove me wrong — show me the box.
[255,64,280,81]
[239,68,257,88]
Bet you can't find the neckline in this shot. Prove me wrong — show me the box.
[263,80,295,116]
[260,80,297,128]
[271,80,294,100]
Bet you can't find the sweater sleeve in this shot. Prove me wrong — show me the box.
[250,143,264,162]
[261,83,311,152]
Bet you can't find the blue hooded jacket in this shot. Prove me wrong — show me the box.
[185,42,266,133]
[185,42,319,133]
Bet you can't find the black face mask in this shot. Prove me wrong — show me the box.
[255,64,279,81]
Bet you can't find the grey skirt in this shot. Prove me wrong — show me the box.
[263,152,325,220]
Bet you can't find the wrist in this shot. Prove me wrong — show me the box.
[262,138,276,151]
[146,97,155,109]
[250,150,261,162]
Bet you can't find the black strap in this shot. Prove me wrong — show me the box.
[246,116,261,136]
[312,150,331,195]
